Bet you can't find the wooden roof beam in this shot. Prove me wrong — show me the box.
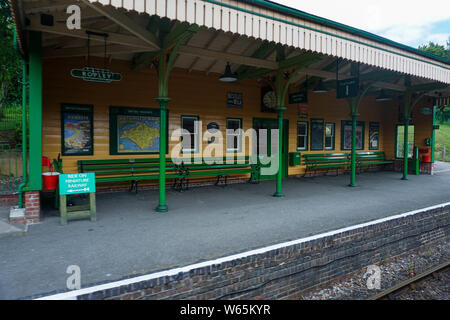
[26,16,152,49]
[79,0,160,50]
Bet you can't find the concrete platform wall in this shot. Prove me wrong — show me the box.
[43,202,450,300]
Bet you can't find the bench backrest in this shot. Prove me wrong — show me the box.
[355,151,386,161]
[304,153,349,164]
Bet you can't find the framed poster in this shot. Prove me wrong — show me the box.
[341,120,365,150]
[369,122,380,150]
[310,119,324,151]
[61,104,94,156]
[109,106,167,155]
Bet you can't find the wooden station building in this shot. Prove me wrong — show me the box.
[8,0,450,223]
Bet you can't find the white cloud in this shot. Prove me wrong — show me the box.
[275,0,450,47]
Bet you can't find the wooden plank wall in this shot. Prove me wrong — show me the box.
[42,57,433,188]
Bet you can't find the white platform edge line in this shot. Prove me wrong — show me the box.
[36,201,450,300]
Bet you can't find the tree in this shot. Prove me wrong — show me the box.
[0,0,21,110]
[418,37,450,60]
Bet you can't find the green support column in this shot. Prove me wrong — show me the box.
[349,111,359,187]
[273,107,285,198]
[402,116,410,180]
[28,31,43,191]
[155,97,170,212]
[431,101,436,163]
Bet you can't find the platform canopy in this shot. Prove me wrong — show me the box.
[8,0,450,89]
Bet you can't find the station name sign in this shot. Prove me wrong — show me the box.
[59,173,96,195]
[71,67,122,83]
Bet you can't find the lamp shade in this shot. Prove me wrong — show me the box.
[219,62,237,82]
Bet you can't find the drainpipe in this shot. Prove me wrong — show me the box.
[14,30,28,208]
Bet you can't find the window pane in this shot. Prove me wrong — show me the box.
[226,119,241,151]
[297,122,307,150]
[182,116,198,151]
[325,123,334,149]
[227,119,240,130]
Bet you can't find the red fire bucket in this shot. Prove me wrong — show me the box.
[42,172,60,190]
[422,155,431,163]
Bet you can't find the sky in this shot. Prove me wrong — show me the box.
[275,0,450,49]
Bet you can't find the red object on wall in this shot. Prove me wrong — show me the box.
[42,156,51,168]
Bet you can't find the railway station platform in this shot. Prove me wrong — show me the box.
[0,169,449,299]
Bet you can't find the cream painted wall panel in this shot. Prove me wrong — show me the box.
[177,0,186,21]
[229,9,237,33]
[204,3,213,27]
[111,0,121,8]
[195,0,204,25]
[166,0,177,19]
[123,0,134,11]
[134,0,145,12]
[292,27,299,47]
[156,0,166,16]
[244,15,252,37]
[186,0,196,24]
[221,7,230,32]
[145,0,156,15]
[273,23,280,44]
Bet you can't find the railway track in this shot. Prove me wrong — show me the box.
[367,260,450,300]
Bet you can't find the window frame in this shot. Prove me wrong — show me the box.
[226,118,243,153]
[181,115,200,154]
[395,124,415,159]
[325,122,335,150]
[296,121,308,151]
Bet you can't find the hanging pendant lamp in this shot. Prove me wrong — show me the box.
[219,62,237,82]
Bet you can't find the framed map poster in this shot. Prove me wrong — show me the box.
[341,120,365,150]
[369,122,380,150]
[61,104,94,156]
[109,106,167,155]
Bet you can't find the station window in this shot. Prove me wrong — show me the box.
[181,115,200,153]
[396,124,415,158]
[297,121,308,151]
[226,118,242,152]
[325,123,335,150]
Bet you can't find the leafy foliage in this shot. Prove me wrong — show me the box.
[418,37,450,60]
[0,0,21,110]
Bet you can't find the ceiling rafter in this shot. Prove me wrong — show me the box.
[79,0,160,50]
[187,32,220,73]
[26,16,152,49]
[204,34,240,75]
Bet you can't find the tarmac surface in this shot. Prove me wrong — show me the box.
[0,168,449,299]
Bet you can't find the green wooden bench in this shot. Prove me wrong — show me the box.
[355,152,393,172]
[177,156,260,190]
[303,153,350,177]
[78,156,261,192]
[78,158,184,193]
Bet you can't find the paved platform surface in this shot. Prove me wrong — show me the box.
[0,169,449,299]
[0,207,27,238]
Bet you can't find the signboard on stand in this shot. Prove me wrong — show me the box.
[58,173,96,225]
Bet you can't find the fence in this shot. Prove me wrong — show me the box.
[0,144,23,194]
